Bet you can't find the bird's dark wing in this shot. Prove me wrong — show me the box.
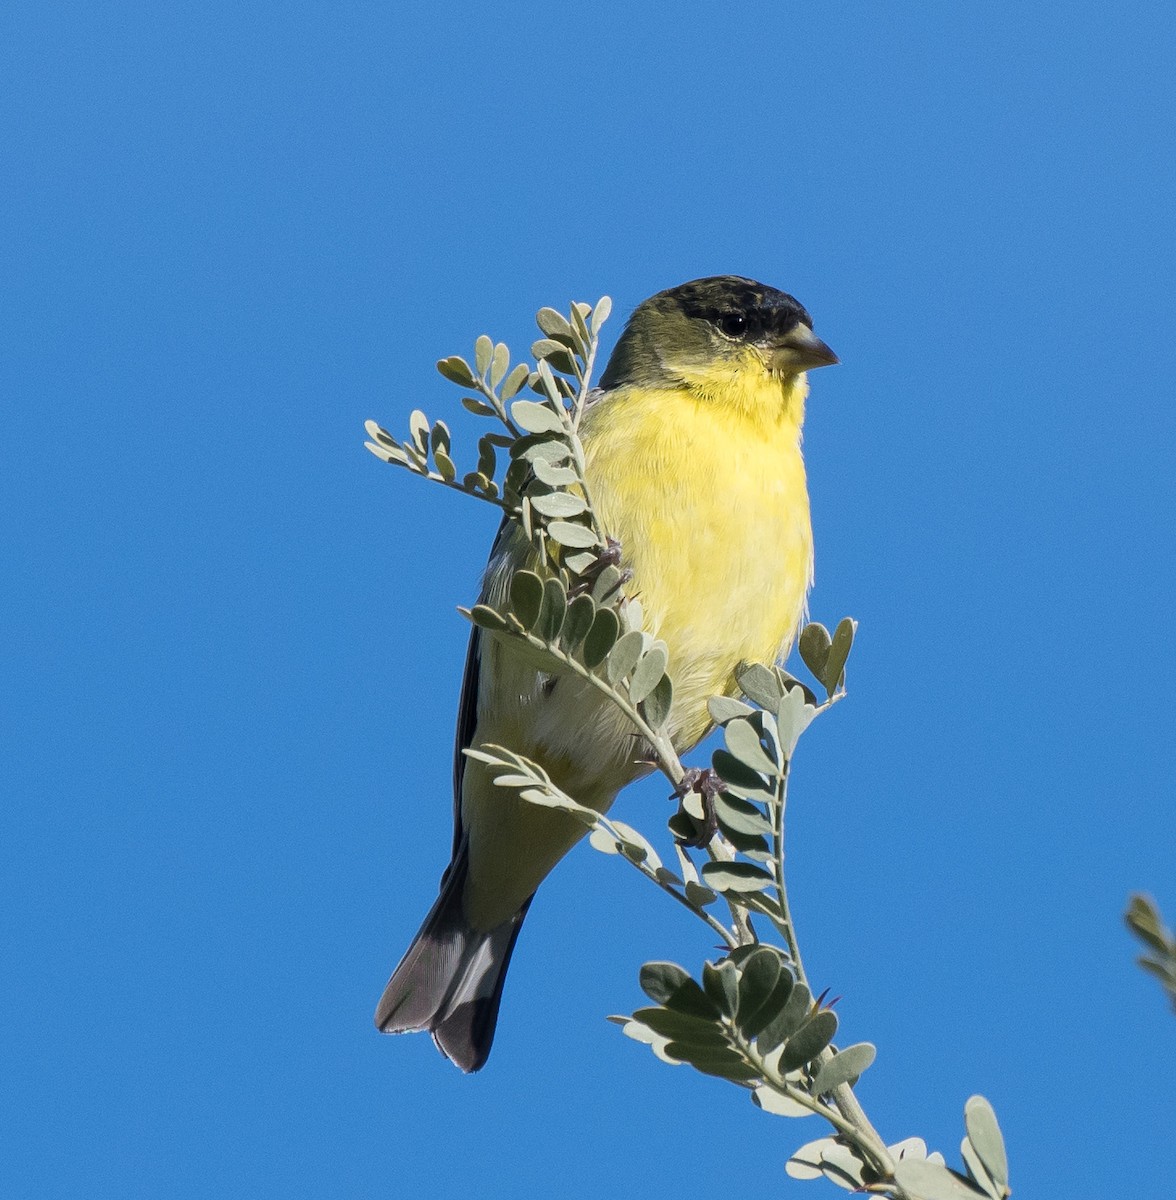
[450,516,512,858]
[450,622,481,858]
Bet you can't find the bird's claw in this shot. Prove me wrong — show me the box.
[569,537,630,600]
[672,767,727,847]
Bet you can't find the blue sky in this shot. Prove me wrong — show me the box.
[4,1,1174,1196]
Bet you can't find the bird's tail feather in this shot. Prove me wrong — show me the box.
[374,839,530,1072]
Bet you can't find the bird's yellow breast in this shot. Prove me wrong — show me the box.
[580,370,813,748]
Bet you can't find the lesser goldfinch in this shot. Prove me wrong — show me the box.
[375,276,837,1070]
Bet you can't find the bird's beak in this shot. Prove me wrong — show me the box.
[770,323,839,372]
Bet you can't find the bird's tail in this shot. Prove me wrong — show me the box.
[374,839,531,1072]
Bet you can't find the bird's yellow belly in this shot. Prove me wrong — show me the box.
[582,386,812,747]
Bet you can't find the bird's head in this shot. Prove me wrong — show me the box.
[599,276,837,409]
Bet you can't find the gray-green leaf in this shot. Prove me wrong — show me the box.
[893,1159,990,1200]
[509,570,544,629]
[437,355,475,387]
[510,399,565,434]
[628,644,668,704]
[963,1096,1008,1197]
[812,1043,876,1094]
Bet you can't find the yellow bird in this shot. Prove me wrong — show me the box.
[375,276,837,1070]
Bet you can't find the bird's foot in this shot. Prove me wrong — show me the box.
[569,537,631,600]
[672,767,727,847]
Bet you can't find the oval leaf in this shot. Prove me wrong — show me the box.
[893,1159,990,1200]
[436,355,475,387]
[640,673,673,730]
[752,1085,813,1118]
[508,570,544,629]
[528,490,587,518]
[964,1095,1008,1196]
[780,1009,838,1071]
[561,594,596,649]
[812,1043,877,1094]
[628,645,668,704]
[724,717,779,775]
[548,520,599,549]
[799,622,832,681]
[510,399,565,434]
[536,577,567,642]
[736,662,783,709]
[581,607,620,668]
[606,630,645,684]
[701,861,775,894]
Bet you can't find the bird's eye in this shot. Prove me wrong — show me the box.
[717,313,748,338]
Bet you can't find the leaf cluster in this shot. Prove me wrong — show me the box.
[789,1096,1009,1200]
[1125,893,1176,1013]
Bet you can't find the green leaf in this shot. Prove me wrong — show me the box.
[819,1144,867,1191]
[607,629,645,684]
[590,564,625,604]
[476,435,497,480]
[639,962,691,1005]
[474,334,493,378]
[500,362,530,401]
[641,673,673,729]
[532,338,578,374]
[629,1006,728,1047]
[510,399,565,434]
[433,447,456,481]
[776,684,816,757]
[799,622,832,682]
[528,490,587,518]
[581,607,620,668]
[893,1159,990,1200]
[758,981,810,1051]
[712,748,768,793]
[780,1009,838,1071]
[812,1043,876,1094]
[536,577,567,642]
[701,861,775,894]
[365,439,409,465]
[736,949,782,1037]
[664,1043,759,1082]
[548,520,599,549]
[960,1140,999,1200]
[747,971,796,1044]
[964,1096,1008,1197]
[429,420,451,457]
[713,793,772,837]
[461,396,496,417]
[708,696,755,724]
[466,604,508,632]
[530,458,579,487]
[561,594,595,649]
[724,717,779,775]
[736,662,784,709]
[786,1138,838,1181]
[701,959,740,1017]
[536,306,576,343]
[489,342,510,388]
[663,980,723,1021]
[508,570,544,629]
[437,355,475,387]
[591,294,612,333]
[510,433,572,464]
[752,1085,813,1118]
[683,880,717,907]
[408,409,429,454]
[629,644,668,704]
[822,617,856,696]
